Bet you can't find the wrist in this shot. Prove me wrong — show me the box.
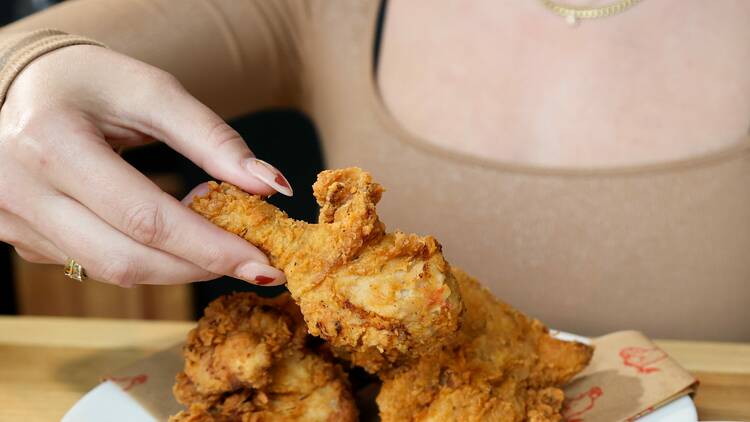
[0,30,106,112]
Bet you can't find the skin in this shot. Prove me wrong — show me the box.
[379,0,750,167]
[0,46,290,287]
[2,0,749,286]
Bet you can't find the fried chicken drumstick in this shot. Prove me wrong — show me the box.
[190,168,463,372]
[171,292,357,422]
[376,268,594,422]
[185,167,592,420]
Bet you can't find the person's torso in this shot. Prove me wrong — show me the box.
[377,0,750,168]
[295,0,750,340]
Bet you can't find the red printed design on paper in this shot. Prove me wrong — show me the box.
[563,386,603,422]
[619,346,667,374]
[626,406,655,422]
[103,373,149,391]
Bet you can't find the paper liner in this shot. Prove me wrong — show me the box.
[104,331,697,421]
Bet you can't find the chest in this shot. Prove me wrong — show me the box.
[377,0,750,167]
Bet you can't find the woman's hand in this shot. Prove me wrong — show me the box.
[0,45,291,287]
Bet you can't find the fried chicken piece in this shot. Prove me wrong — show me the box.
[376,268,593,422]
[178,292,306,396]
[190,168,462,372]
[171,292,357,422]
[171,350,357,422]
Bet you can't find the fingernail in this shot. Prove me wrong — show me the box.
[180,183,210,206]
[254,275,276,285]
[235,261,287,286]
[245,158,293,197]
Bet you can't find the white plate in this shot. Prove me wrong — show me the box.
[62,332,697,422]
[62,381,159,422]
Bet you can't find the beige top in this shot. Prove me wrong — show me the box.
[2,0,748,340]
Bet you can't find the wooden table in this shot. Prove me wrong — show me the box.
[1,316,748,422]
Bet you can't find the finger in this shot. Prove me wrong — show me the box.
[0,209,65,264]
[181,182,210,206]
[13,246,56,265]
[22,190,220,286]
[32,128,286,286]
[181,184,285,286]
[129,80,291,196]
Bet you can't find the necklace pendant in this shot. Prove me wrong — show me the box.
[565,13,578,26]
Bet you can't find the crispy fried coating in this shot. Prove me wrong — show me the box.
[171,293,357,422]
[376,268,594,422]
[171,350,357,422]
[190,168,463,372]
[179,293,305,396]
[181,167,592,421]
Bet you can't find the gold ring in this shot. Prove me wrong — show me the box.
[64,258,87,282]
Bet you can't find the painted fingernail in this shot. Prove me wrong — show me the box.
[180,183,210,205]
[254,275,276,285]
[245,158,293,197]
[235,261,287,286]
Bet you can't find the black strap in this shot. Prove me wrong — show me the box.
[372,0,389,73]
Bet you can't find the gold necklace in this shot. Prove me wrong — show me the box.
[539,0,644,26]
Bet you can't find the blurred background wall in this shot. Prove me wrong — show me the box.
[0,0,324,320]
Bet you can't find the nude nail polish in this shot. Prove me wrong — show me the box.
[180,183,210,205]
[246,158,293,196]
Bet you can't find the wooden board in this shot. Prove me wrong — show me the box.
[0,317,748,422]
